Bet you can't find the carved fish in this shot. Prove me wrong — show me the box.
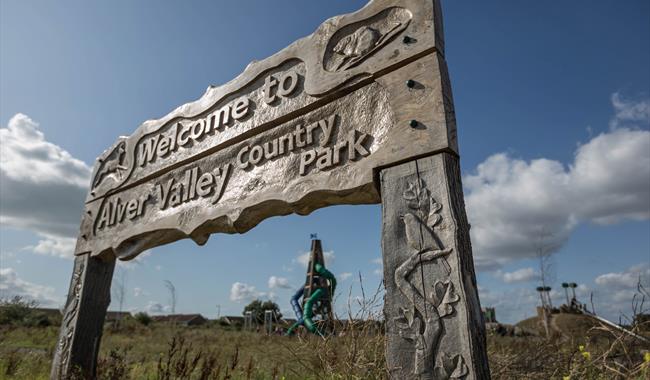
[332,21,407,71]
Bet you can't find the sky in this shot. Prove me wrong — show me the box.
[1,0,649,325]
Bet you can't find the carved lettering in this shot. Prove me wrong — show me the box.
[154,165,231,212]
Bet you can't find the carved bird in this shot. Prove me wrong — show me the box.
[401,212,442,253]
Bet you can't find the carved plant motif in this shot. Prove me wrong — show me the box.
[402,179,450,273]
[395,178,465,378]
[394,247,452,376]
[55,259,84,376]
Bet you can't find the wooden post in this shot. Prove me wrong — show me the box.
[51,252,115,379]
[380,153,490,379]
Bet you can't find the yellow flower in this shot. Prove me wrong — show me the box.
[578,345,585,352]
[563,376,570,380]
[644,352,650,363]
[582,351,591,360]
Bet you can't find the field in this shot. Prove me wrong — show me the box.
[1,317,648,380]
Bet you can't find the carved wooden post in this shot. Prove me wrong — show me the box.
[51,252,115,379]
[381,154,490,379]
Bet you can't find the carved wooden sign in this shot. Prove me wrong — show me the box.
[53,1,489,379]
[77,0,455,260]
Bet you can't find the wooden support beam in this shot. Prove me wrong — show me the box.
[50,252,115,379]
[380,153,490,379]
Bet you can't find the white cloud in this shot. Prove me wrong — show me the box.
[0,267,61,306]
[371,258,382,265]
[465,96,650,269]
[479,262,650,324]
[496,267,538,284]
[610,92,650,129]
[339,272,353,281]
[594,263,650,289]
[23,234,76,259]
[373,268,383,276]
[144,301,170,315]
[268,276,291,289]
[230,282,263,302]
[0,114,91,239]
[294,250,335,268]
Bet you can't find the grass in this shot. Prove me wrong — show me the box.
[1,317,648,380]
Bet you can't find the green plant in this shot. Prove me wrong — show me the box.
[0,296,48,327]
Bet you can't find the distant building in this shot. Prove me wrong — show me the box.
[105,311,132,323]
[152,314,207,326]
[482,307,497,323]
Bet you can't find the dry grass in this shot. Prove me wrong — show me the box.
[0,319,649,379]
[1,283,649,379]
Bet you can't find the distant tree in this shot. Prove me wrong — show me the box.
[134,312,152,326]
[0,296,51,326]
[242,299,282,324]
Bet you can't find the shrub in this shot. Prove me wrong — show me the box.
[0,296,43,326]
[134,312,152,326]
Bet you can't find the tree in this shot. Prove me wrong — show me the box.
[242,299,282,324]
[164,280,176,314]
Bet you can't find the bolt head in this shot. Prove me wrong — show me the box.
[402,35,413,44]
[406,79,416,88]
[409,119,418,128]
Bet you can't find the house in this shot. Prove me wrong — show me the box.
[152,314,207,326]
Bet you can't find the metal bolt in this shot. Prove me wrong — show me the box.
[406,79,416,88]
[409,120,418,128]
[402,35,414,44]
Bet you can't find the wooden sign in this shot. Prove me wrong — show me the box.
[52,1,490,379]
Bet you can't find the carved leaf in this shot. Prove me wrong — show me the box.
[435,353,468,380]
[432,281,447,307]
[450,355,469,379]
[430,280,459,317]
[394,307,419,341]
[438,281,460,318]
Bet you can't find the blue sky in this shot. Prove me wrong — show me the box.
[1,1,649,324]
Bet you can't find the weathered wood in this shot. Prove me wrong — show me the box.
[51,252,115,379]
[380,153,490,379]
